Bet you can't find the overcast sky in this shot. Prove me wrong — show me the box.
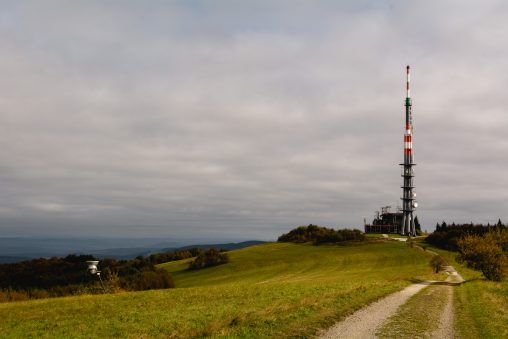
[1,1,507,240]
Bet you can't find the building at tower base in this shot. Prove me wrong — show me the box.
[364,206,403,234]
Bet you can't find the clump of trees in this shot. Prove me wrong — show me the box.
[278,224,365,245]
[457,231,508,281]
[425,220,507,281]
[188,248,229,270]
[148,248,203,265]
[425,221,505,251]
[0,254,174,303]
[100,256,174,291]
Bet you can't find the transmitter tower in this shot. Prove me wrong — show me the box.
[400,65,418,236]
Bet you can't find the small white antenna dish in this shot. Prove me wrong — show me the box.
[87,261,99,274]
[86,260,106,292]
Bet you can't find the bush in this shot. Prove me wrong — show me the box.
[121,270,175,290]
[457,233,508,281]
[188,248,229,270]
[429,255,448,273]
[406,239,416,248]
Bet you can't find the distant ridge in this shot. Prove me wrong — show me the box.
[0,256,31,263]
[0,240,268,263]
[85,240,267,260]
[162,240,267,253]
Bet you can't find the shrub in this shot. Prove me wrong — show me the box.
[121,270,175,290]
[429,255,448,273]
[406,239,416,248]
[188,248,229,270]
[457,233,508,281]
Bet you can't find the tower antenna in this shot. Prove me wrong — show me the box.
[400,65,418,236]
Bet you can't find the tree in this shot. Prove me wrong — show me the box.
[414,216,422,235]
[188,248,229,270]
[430,255,448,273]
[458,233,508,281]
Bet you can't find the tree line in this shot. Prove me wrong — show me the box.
[426,221,507,281]
[0,254,174,302]
[426,220,505,251]
[0,245,234,303]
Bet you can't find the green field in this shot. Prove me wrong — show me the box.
[0,241,437,338]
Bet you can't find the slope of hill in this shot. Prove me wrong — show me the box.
[0,241,436,338]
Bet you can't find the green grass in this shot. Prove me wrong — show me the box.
[0,241,437,338]
[454,280,508,338]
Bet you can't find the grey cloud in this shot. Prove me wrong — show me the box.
[0,1,507,239]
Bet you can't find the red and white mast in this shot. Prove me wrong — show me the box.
[401,65,417,236]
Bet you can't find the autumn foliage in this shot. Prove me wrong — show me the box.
[457,232,508,281]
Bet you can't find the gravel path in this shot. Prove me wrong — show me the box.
[318,282,432,339]
[443,265,465,284]
[430,285,454,338]
[319,262,464,339]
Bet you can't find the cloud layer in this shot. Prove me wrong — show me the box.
[1,1,507,239]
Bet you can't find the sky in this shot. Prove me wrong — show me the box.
[1,0,508,240]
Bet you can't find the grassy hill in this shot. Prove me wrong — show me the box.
[0,241,436,338]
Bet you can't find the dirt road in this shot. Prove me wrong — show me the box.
[319,282,432,339]
[319,266,464,338]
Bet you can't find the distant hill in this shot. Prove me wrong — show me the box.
[160,240,267,253]
[0,237,185,262]
[84,241,267,260]
[0,256,31,263]
[0,239,267,263]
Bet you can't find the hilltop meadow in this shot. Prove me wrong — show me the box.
[0,240,437,338]
[1,226,506,338]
